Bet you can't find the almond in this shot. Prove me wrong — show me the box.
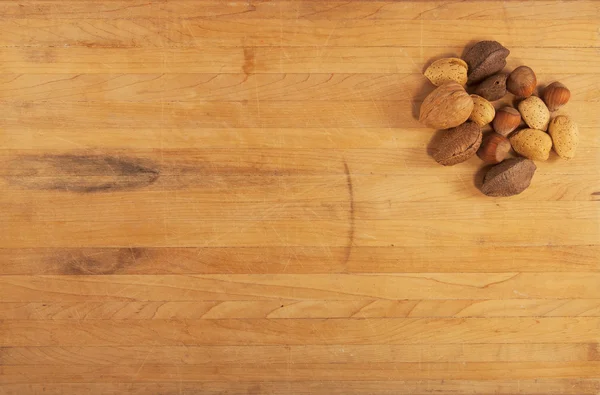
[424,58,468,86]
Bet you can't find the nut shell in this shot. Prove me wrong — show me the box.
[474,73,508,101]
[431,121,482,166]
[507,66,537,97]
[419,82,474,129]
[492,107,521,136]
[469,94,495,126]
[543,82,571,112]
[477,132,511,164]
[549,115,579,159]
[424,58,468,86]
[518,96,550,131]
[481,157,537,197]
[509,128,553,161]
[462,41,510,84]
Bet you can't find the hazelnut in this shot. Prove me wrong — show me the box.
[543,82,571,111]
[474,73,508,101]
[477,133,511,164]
[507,66,537,97]
[492,107,521,136]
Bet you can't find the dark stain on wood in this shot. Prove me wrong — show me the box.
[4,154,160,193]
[342,160,355,267]
[62,248,147,275]
[242,47,255,75]
[588,343,600,361]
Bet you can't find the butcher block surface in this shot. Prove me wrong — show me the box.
[1,1,600,394]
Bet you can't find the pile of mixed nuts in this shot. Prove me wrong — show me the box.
[420,40,578,197]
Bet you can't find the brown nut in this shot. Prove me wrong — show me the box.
[480,157,537,197]
[543,82,571,112]
[462,41,510,84]
[419,82,474,129]
[518,96,550,131]
[507,66,537,97]
[509,128,553,161]
[474,73,508,101]
[492,107,521,136]
[477,133,511,164]
[469,94,495,126]
[430,121,482,166]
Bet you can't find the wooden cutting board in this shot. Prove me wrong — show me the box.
[1,1,599,394]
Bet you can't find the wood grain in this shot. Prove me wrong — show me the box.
[1,19,598,48]
[1,381,599,395]
[1,0,599,393]
[1,246,599,274]
[2,47,600,74]
[2,318,600,346]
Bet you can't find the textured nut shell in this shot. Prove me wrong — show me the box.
[477,133,511,164]
[543,82,571,112]
[507,66,537,97]
[492,107,521,136]
[509,128,553,161]
[419,82,474,129]
[474,73,508,101]
[481,157,537,197]
[424,58,468,86]
[431,121,482,166]
[462,41,510,84]
[469,95,495,126]
[518,96,550,131]
[549,115,579,159]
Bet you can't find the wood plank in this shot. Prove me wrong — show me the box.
[2,126,599,150]
[3,196,599,223]
[1,100,598,130]
[1,19,597,48]
[1,1,598,21]
[1,274,600,301]
[1,246,598,275]
[2,218,599,247]
[2,362,600,383]
[1,73,598,102]
[2,318,600,346]
[2,47,599,73]
[1,380,599,395]
[1,299,600,320]
[1,150,598,182]
[2,344,599,365]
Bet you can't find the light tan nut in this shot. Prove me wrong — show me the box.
[469,94,495,126]
[509,128,553,161]
[518,96,550,131]
[424,58,468,86]
[549,115,579,159]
